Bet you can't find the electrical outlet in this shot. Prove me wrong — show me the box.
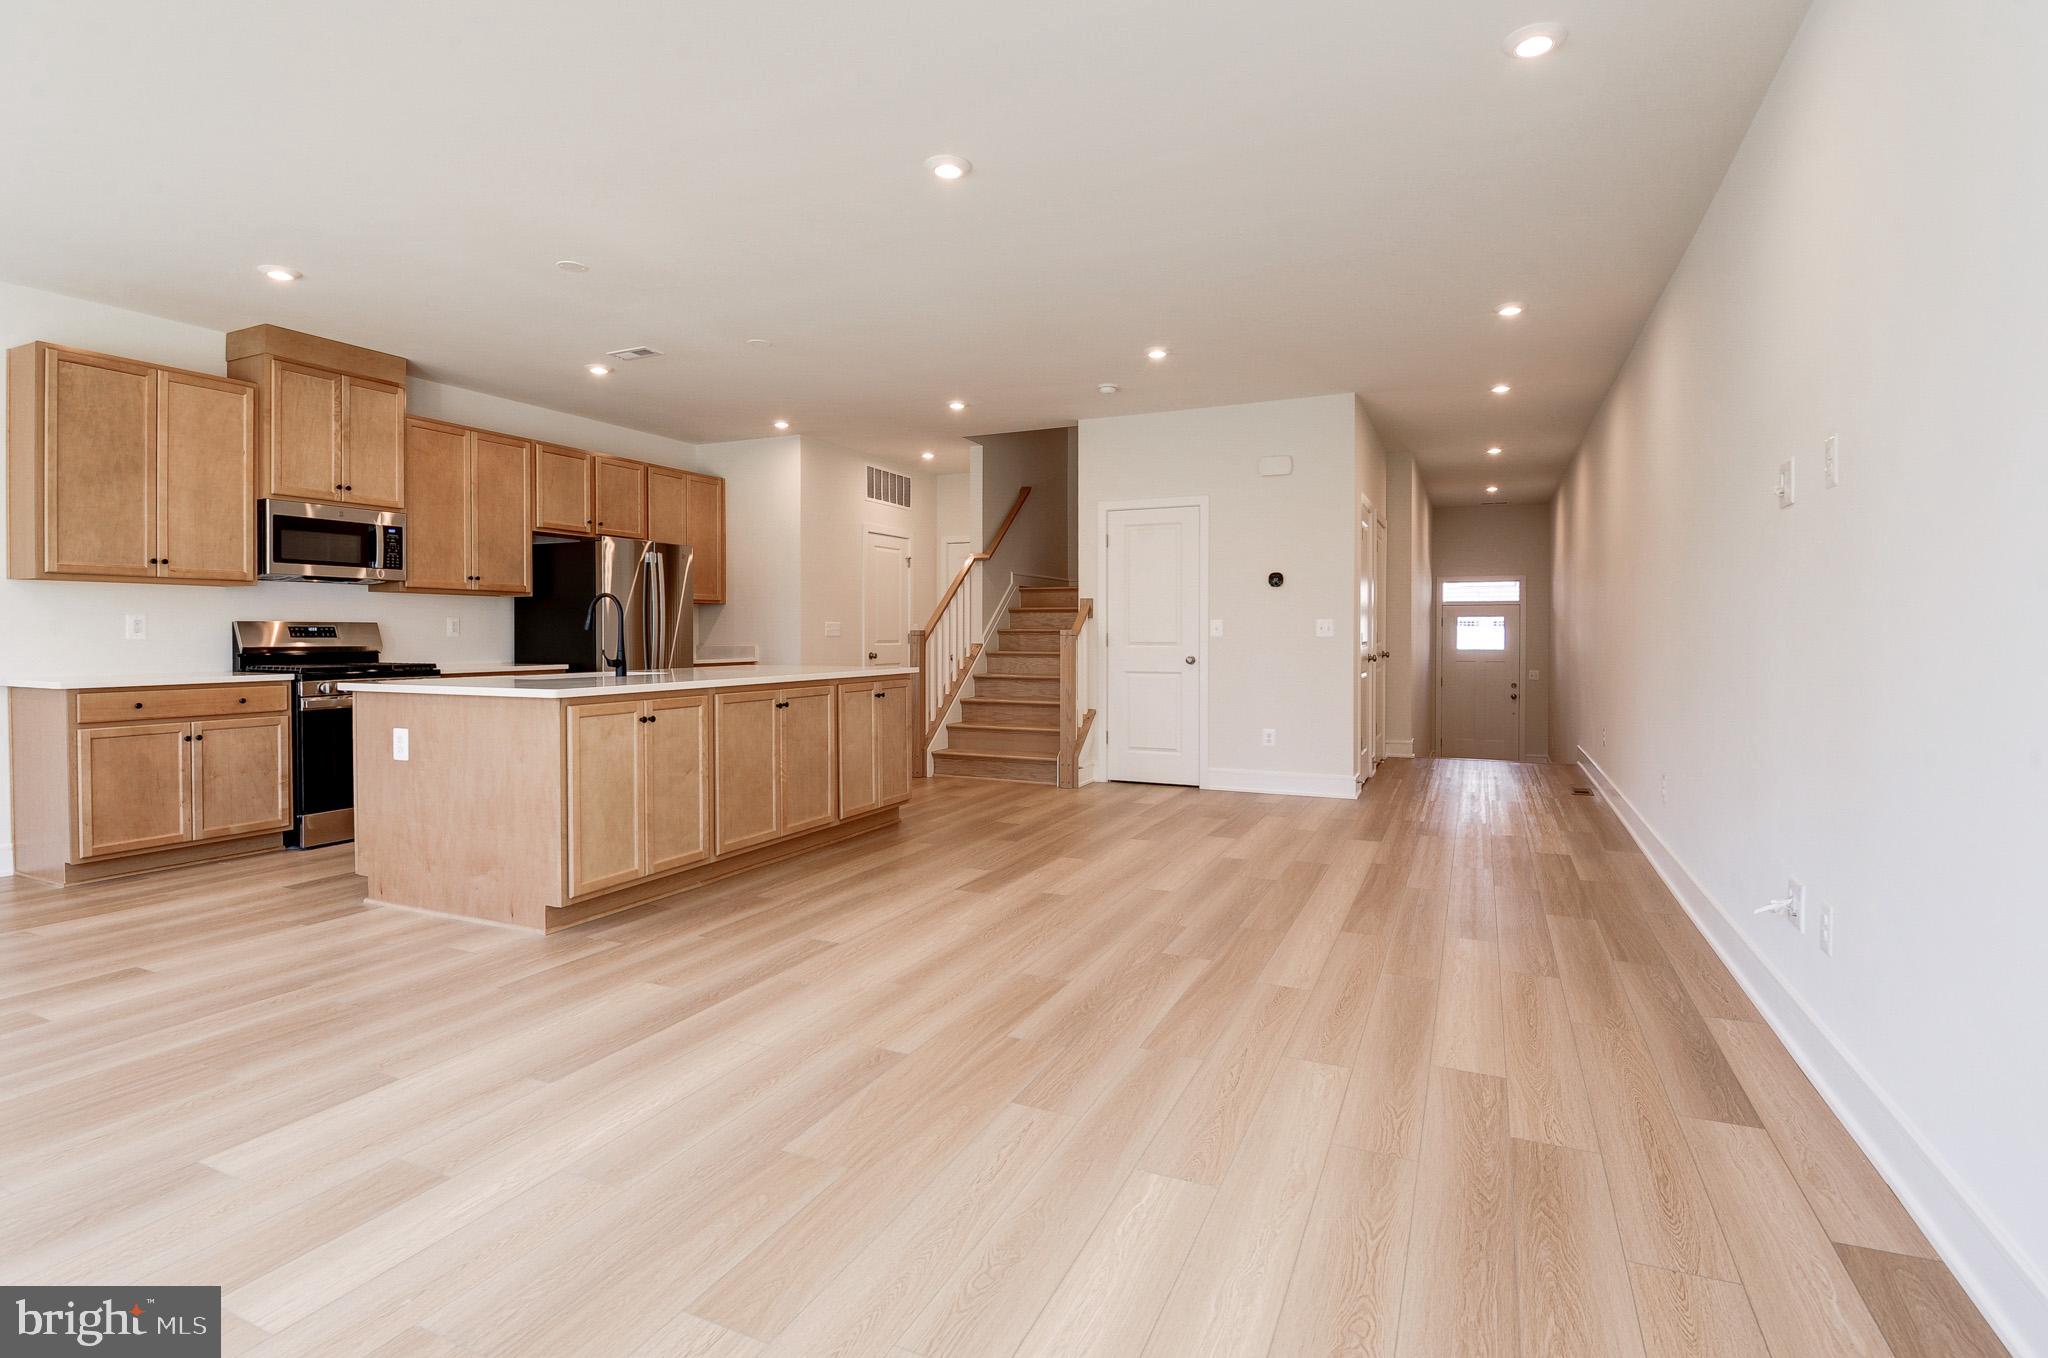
[824,621,842,637]
[1660,773,1669,804]
[1823,434,1841,488]
[1819,900,1836,956]
[392,728,410,762]
[445,617,461,638]
[123,614,146,641]
[1261,728,1276,747]
[1601,726,1609,751]
[1776,457,1797,508]
[1314,618,1335,638]
[1210,619,1224,637]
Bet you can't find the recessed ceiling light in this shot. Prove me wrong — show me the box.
[1491,383,1512,395]
[746,338,772,347]
[1147,347,1169,361]
[1097,383,1120,395]
[773,420,790,431]
[555,259,590,273]
[925,154,972,181]
[947,400,967,412]
[921,450,935,461]
[1486,485,1501,494]
[1504,23,1566,59]
[586,364,611,377]
[258,266,301,283]
[1487,446,1504,456]
[1496,304,1524,318]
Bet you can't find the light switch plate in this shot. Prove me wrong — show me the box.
[1823,434,1841,488]
[392,728,410,761]
[445,617,461,638]
[1776,458,1797,508]
[123,614,146,641]
[1314,618,1335,638]
[824,621,842,637]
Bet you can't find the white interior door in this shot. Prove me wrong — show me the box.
[1374,515,1389,757]
[1438,602,1522,759]
[1358,512,1379,778]
[1105,503,1202,785]
[862,528,912,665]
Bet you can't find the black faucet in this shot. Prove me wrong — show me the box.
[583,592,628,677]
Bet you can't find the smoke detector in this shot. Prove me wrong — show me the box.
[604,346,663,362]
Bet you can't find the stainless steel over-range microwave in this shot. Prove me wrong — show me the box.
[260,499,407,583]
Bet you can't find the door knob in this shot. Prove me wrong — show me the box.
[868,651,878,660]
[1184,655,1196,665]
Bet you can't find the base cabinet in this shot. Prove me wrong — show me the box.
[566,693,713,898]
[838,677,912,817]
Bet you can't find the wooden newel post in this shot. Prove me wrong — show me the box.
[1058,629,1078,789]
[908,628,928,778]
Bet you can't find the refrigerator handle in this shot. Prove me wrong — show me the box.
[648,552,667,669]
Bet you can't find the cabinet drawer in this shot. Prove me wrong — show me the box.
[77,684,287,725]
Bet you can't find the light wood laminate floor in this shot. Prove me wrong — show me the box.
[0,759,2008,1357]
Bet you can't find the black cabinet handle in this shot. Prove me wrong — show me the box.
[194,734,204,742]
[238,697,248,704]
[875,691,886,699]
[182,734,191,742]
[343,484,353,492]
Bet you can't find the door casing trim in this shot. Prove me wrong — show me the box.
[1096,495,1209,788]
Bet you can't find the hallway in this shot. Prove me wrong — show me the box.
[0,762,2003,1355]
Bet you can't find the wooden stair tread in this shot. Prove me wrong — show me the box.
[932,747,1057,764]
[950,722,1060,734]
[962,696,1059,705]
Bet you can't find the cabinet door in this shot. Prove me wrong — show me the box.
[400,420,471,592]
[593,457,648,537]
[190,715,290,840]
[471,432,533,594]
[777,685,837,835]
[342,377,406,508]
[157,370,256,582]
[76,722,191,858]
[685,474,725,602]
[837,682,878,818]
[714,689,780,855]
[646,466,690,545]
[534,443,594,533]
[43,348,157,578]
[643,694,711,875]
[873,679,912,807]
[271,361,344,500]
[566,701,645,897]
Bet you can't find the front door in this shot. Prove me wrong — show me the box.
[1438,602,1522,759]
[861,529,912,665]
[1105,503,1202,785]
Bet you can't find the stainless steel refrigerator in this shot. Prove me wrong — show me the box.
[515,536,696,672]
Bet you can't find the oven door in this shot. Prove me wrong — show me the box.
[262,500,406,582]
[291,694,356,847]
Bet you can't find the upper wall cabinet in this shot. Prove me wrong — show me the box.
[534,443,595,534]
[593,456,647,538]
[648,466,726,603]
[374,418,532,596]
[225,325,406,510]
[7,342,257,585]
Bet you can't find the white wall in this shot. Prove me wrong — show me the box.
[1432,502,1551,761]
[1550,0,2048,1346]
[796,436,933,666]
[972,427,1074,626]
[693,436,802,662]
[1383,444,1433,756]
[1078,393,1381,797]
[0,280,699,872]
[934,472,973,551]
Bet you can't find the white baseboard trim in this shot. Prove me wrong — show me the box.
[1576,748,2048,1358]
[1381,739,1416,758]
[1201,767,1360,800]
[0,840,12,877]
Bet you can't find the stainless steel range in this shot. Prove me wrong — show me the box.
[231,621,440,847]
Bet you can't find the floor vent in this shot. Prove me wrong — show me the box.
[1571,787,1595,797]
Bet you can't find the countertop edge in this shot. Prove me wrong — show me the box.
[6,673,295,691]
[339,664,917,699]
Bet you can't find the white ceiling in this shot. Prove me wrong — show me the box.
[1,0,1808,501]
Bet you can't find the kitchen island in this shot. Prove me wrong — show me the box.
[343,665,917,931]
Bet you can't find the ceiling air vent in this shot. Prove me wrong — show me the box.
[604,346,663,362]
[867,466,912,508]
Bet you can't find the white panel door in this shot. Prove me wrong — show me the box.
[1438,602,1522,759]
[862,529,912,665]
[1106,504,1202,785]
[1358,512,1378,778]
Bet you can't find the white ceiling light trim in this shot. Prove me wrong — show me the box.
[586,364,611,376]
[258,265,301,283]
[1491,383,1512,394]
[1495,303,1524,317]
[925,154,972,181]
[1504,23,1567,59]
[1146,346,1169,360]
[555,259,590,273]
[773,419,790,430]
[947,400,967,412]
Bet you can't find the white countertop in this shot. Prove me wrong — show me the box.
[341,663,917,699]
[5,672,293,691]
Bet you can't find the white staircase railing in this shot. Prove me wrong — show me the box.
[910,486,1031,774]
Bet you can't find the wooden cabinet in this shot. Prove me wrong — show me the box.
[646,467,726,603]
[779,686,836,835]
[225,327,408,510]
[838,677,912,817]
[565,694,712,897]
[8,682,292,884]
[377,418,531,595]
[713,688,780,855]
[534,443,595,533]
[7,343,256,585]
[593,456,647,537]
